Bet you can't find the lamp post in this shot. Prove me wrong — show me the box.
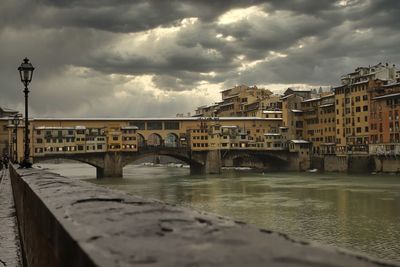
[13,114,21,163]
[18,58,35,168]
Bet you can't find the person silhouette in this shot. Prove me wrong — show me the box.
[2,154,9,169]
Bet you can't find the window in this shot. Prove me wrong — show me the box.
[147,121,162,130]
[112,136,119,141]
[164,121,180,130]
[130,121,145,130]
[363,105,368,111]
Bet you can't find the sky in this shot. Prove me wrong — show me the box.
[1,0,399,118]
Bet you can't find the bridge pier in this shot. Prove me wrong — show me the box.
[190,150,221,175]
[96,152,123,178]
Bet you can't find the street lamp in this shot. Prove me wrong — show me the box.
[13,114,21,163]
[18,57,35,168]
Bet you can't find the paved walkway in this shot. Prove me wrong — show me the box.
[0,168,22,267]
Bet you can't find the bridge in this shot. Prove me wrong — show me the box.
[3,116,310,177]
[32,146,299,178]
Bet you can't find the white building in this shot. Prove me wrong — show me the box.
[341,63,400,85]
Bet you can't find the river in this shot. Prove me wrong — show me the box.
[35,162,400,263]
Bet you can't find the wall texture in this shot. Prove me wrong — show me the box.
[9,166,398,267]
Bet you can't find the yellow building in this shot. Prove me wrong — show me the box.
[301,94,335,155]
[281,94,305,140]
[195,85,275,117]
[334,80,377,154]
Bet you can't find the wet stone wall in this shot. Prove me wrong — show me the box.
[9,166,399,267]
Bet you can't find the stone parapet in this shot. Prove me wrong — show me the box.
[9,166,399,267]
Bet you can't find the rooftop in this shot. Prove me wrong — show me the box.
[222,94,240,100]
[262,110,282,114]
[319,103,334,108]
[350,80,369,86]
[289,140,310,144]
[373,92,400,100]
[302,97,321,103]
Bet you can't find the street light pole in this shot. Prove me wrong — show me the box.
[18,58,35,168]
[13,114,21,163]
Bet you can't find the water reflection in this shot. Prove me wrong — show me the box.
[37,163,400,263]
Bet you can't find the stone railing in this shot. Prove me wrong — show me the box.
[9,166,398,267]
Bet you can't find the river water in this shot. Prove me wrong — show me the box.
[36,163,400,263]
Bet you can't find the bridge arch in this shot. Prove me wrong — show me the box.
[222,150,289,170]
[147,133,162,147]
[32,154,104,170]
[165,133,179,148]
[121,150,203,169]
[137,133,145,148]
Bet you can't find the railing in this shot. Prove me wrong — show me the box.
[138,145,189,153]
[369,143,400,156]
[346,145,369,155]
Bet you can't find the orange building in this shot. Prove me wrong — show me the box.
[369,81,400,155]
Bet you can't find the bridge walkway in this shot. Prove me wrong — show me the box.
[0,167,22,267]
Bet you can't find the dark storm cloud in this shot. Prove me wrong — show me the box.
[1,0,400,117]
[263,0,338,14]
[3,0,265,33]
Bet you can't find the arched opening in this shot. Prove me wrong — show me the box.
[137,133,145,148]
[147,133,162,147]
[165,133,179,148]
[33,158,97,178]
[232,156,264,169]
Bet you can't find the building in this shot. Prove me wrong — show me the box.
[341,63,400,85]
[281,91,306,140]
[301,94,336,155]
[369,80,400,156]
[0,107,19,118]
[194,85,275,117]
[0,107,20,158]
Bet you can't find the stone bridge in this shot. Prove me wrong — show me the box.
[33,148,298,178]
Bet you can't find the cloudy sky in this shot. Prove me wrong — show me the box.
[1,0,399,117]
